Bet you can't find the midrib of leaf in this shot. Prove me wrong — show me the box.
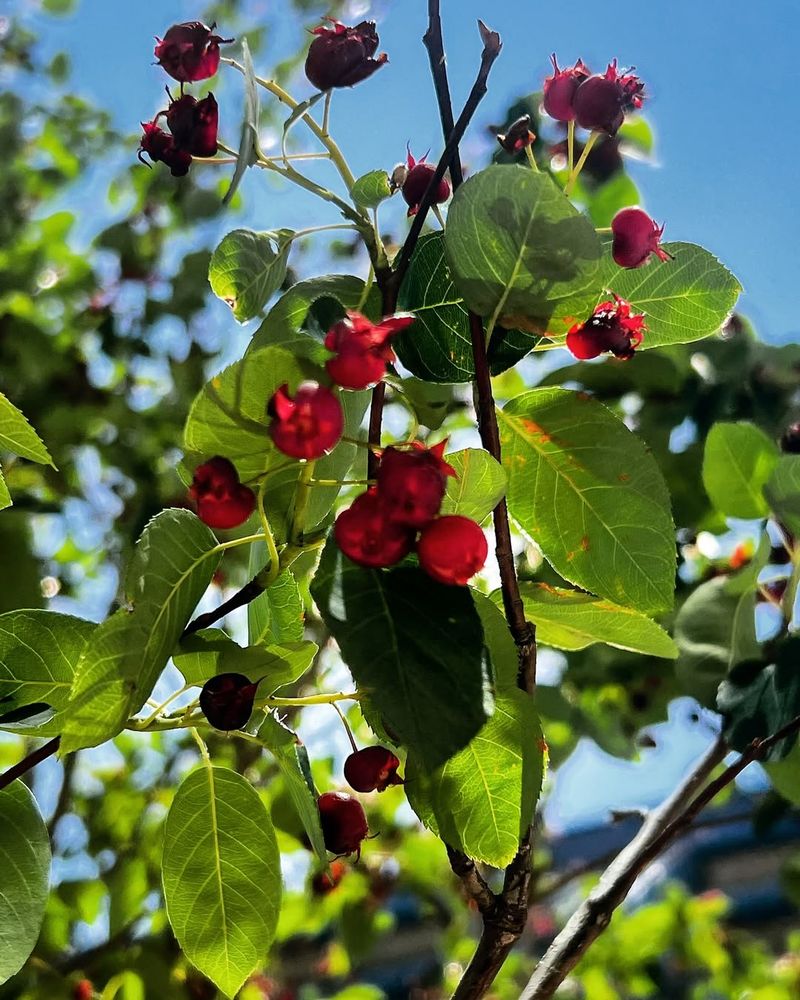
[485,186,543,337]
[205,761,231,980]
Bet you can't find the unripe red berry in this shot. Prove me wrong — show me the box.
[311,859,347,895]
[402,149,450,217]
[573,61,645,137]
[566,294,646,361]
[542,53,590,122]
[154,22,233,83]
[268,382,344,460]
[324,311,414,390]
[199,672,261,731]
[305,19,388,91]
[189,456,256,529]
[317,791,369,857]
[417,515,488,586]
[497,115,537,154]
[611,207,672,268]
[165,93,219,158]
[376,441,456,529]
[780,422,800,453]
[138,121,192,177]
[73,981,94,1000]
[344,746,403,792]
[334,490,415,569]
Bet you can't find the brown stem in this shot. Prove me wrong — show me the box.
[0,736,61,793]
[182,577,264,638]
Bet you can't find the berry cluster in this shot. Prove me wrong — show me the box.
[544,54,644,137]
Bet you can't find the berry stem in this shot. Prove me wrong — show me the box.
[139,683,194,727]
[432,203,446,229]
[309,477,372,487]
[524,144,539,172]
[564,130,599,196]
[256,481,281,586]
[567,119,575,174]
[332,702,358,752]
[322,90,332,137]
[290,460,316,545]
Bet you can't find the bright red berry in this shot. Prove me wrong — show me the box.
[497,115,537,154]
[305,19,388,91]
[611,207,672,268]
[189,456,256,529]
[154,22,233,83]
[268,382,344,460]
[417,515,488,586]
[138,121,192,177]
[376,441,456,529]
[199,673,261,731]
[344,746,403,793]
[565,295,646,361]
[402,148,451,217]
[73,982,94,1000]
[318,791,369,857]
[324,311,415,390]
[543,53,590,122]
[334,490,415,569]
[573,60,645,136]
[165,93,219,158]
[311,859,347,895]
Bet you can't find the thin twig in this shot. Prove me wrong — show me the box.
[0,736,61,793]
[181,577,264,638]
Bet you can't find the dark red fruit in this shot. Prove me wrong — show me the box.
[305,19,387,91]
[417,515,488,586]
[154,21,233,83]
[344,746,403,792]
[268,382,344,460]
[611,207,672,268]
[165,93,219,158]
[138,121,192,177]
[325,311,415,390]
[543,53,590,122]
[780,422,800,453]
[566,294,646,361]
[318,791,369,857]
[573,60,645,136]
[311,859,347,895]
[189,456,256,530]
[73,982,94,1000]
[497,115,536,154]
[199,672,261,731]
[377,441,456,529]
[402,148,451,217]
[334,490,415,568]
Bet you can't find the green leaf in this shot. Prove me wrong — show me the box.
[352,170,392,209]
[62,510,221,753]
[396,232,536,383]
[0,610,94,736]
[499,387,675,614]
[258,713,328,865]
[0,391,54,466]
[598,242,742,350]
[702,422,779,518]
[0,470,9,512]
[444,166,602,337]
[396,378,455,430]
[209,229,294,323]
[471,590,518,691]
[765,741,800,806]
[174,629,317,693]
[440,448,506,523]
[764,456,800,536]
[310,540,493,770]
[586,173,640,229]
[248,569,304,646]
[514,583,678,657]
[0,781,51,985]
[162,765,281,998]
[223,38,260,207]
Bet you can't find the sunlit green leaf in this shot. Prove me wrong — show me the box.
[764,456,800,536]
[209,229,295,323]
[702,422,778,518]
[0,391,54,467]
[440,448,506,523]
[352,170,391,209]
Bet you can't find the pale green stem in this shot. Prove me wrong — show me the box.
[309,478,372,487]
[290,223,357,241]
[432,204,446,230]
[256,481,281,586]
[322,90,332,136]
[564,131,600,196]
[524,144,539,172]
[356,263,375,313]
[191,728,211,763]
[567,120,576,174]
[139,683,193,728]
[290,460,316,544]
[332,702,358,752]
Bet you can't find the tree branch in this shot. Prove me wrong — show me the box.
[181,576,264,638]
[0,736,61,793]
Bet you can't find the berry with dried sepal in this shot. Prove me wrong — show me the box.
[401,148,451,217]
[543,54,590,122]
[565,295,646,361]
[165,92,219,158]
[497,115,537,154]
[334,489,416,568]
[417,515,488,586]
[138,121,192,176]
[318,791,369,857]
[344,746,403,792]
[305,19,388,91]
[573,60,645,136]
[199,673,262,731]
[377,441,456,528]
[268,382,344,460]
[611,207,672,268]
[325,311,414,390]
[154,21,233,83]
[189,456,256,529]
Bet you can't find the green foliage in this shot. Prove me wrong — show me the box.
[174,628,317,692]
[765,456,800,536]
[209,228,295,323]
[351,170,392,209]
[247,569,305,645]
[703,422,779,518]
[440,447,507,522]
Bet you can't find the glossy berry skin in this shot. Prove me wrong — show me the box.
[377,441,456,528]
[497,115,536,154]
[268,382,344,460]
[543,54,590,122]
[611,207,671,268]
[305,19,388,91]
[417,515,488,586]
[344,746,403,792]
[334,490,415,568]
[311,859,347,895]
[138,121,192,177]
[402,149,451,217]
[780,422,800,453]
[165,93,219,158]
[318,791,369,857]
[566,295,646,361]
[199,673,261,731]
[189,456,256,530]
[573,61,645,137]
[154,22,232,83]
[325,311,415,390]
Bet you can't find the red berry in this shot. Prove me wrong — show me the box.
[344,746,403,793]
[402,149,451,217]
[324,311,415,390]
[165,93,219,158]
[611,207,672,268]
[138,120,192,177]
[573,60,645,137]
[311,859,347,895]
[305,19,388,91]
[268,382,344,460]
[189,456,256,529]
[496,115,537,154]
[542,53,590,122]
[376,441,456,529]
[417,515,488,586]
[334,490,415,569]
[154,22,233,83]
[73,982,94,1000]
[199,673,261,731]
[317,791,369,857]
[565,294,646,361]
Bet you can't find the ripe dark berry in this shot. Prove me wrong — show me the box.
[268,382,344,460]
[780,422,800,453]
[154,22,233,83]
[573,60,645,136]
[165,93,219,158]
[200,673,261,730]
[417,515,488,586]
[138,121,192,177]
[376,441,456,529]
[189,456,256,529]
[344,746,403,793]
[401,148,451,217]
[543,53,590,122]
[318,791,369,857]
[334,490,415,569]
[497,115,537,154]
[566,294,646,361]
[611,207,672,268]
[311,859,347,895]
[325,311,415,390]
[305,19,388,91]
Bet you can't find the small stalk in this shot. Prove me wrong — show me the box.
[567,119,575,174]
[524,144,539,172]
[333,702,358,752]
[564,131,599,196]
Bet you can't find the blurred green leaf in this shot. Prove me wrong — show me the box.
[764,456,800,536]
[702,422,779,518]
